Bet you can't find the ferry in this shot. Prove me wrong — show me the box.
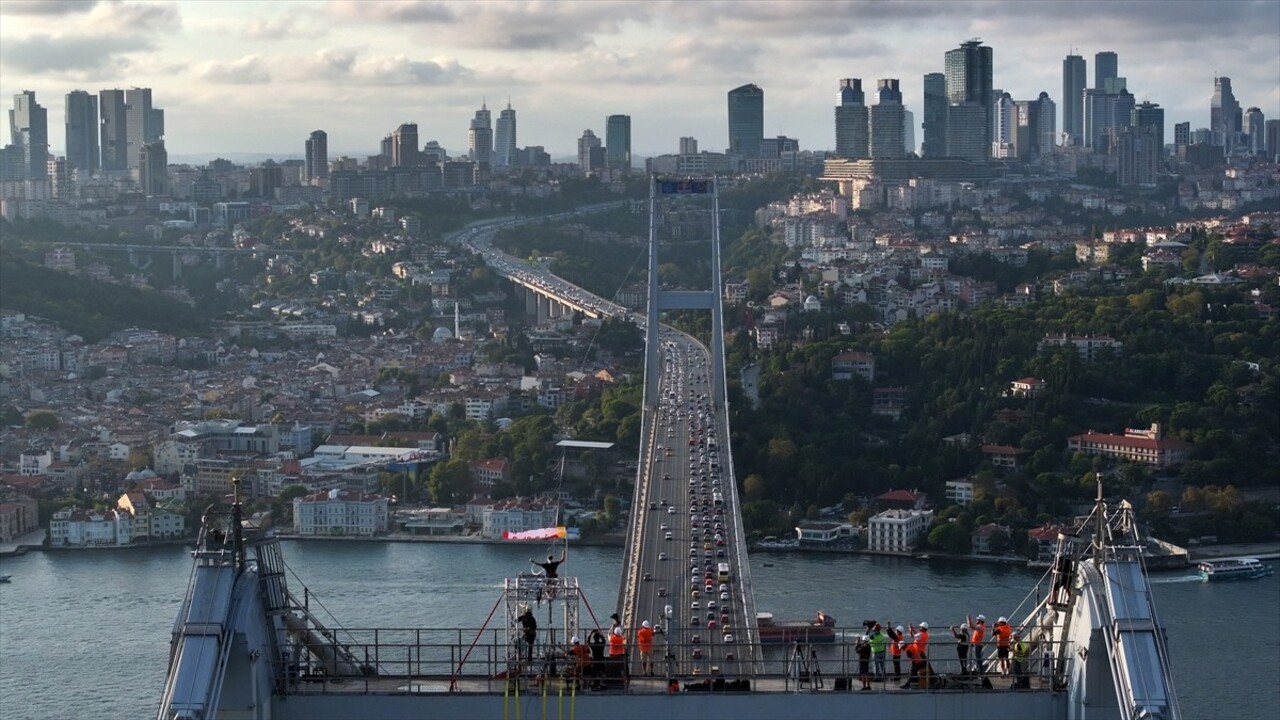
[1197,557,1274,581]
[755,611,837,644]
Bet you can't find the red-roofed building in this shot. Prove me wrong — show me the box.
[831,351,875,382]
[876,488,927,511]
[0,495,38,542]
[971,523,1012,556]
[472,459,510,492]
[1027,524,1065,562]
[981,444,1027,470]
[1010,377,1046,398]
[1067,423,1190,468]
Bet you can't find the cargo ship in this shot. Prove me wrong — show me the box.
[755,610,837,644]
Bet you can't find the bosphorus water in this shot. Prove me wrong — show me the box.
[1,541,1275,719]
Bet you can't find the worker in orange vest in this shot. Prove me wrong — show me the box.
[637,621,656,676]
[900,639,927,689]
[993,617,1013,675]
[607,626,628,686]
[888,624,905,680]
[567,635,591,687]
[967,613,988,676]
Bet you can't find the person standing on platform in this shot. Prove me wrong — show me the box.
[887,624,905,680]
[587,628,607,689]
[530,550,566,603]
[994,617,1013,675]
[1011,633,1031,689]
[967,614,987,676]
[867,623,888,681]
[949,623,970,678]
[637,621,655,676]
[516,605,538,664]
[856,634,873,690]
[608,626,628,687]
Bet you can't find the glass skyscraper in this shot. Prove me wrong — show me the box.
[834,78,868,159]
[65,90,99,177]
[944,40,994,160]
[921,73,946,157]
[495,101,517,167]
[605,114,631,170]
[727,84,764,158]
[1062,54,1086,145]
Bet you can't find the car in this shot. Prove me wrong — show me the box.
[720,612,729,624]
[667,507,676,514]
[692,647,703,659]
[707,611,716,620]
[660,523,669,531]
[723,633,735,644]
[690,600,700,610]
[720,591,730,602]
[690,589,700,598]
[691,634,701,644]
[643,572,653,581]
[707,619,717,629]
[664,532,673,541]
[691,616,700,627]
[658,587,667,597]
[658,552,667,561]
[707,600,717,609]
[719,584,728,592]
[649,502,658,510]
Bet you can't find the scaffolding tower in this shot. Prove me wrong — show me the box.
[502,573,586,675]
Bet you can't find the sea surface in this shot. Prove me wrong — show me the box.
[1,541,1276,720]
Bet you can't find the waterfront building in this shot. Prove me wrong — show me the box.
[480,496,558,539]
[867,508,933,553]
[0,495,38,542]
[9,91,48,179]
[944,39,994,160]
[1062,54,1086,145]
[605,114,632,171]
[494,101,517,167]
[65,90,99,177]
[49,507,134,547]
[727,84,764,158]
[293,489,390,536]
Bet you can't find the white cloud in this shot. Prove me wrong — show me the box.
[197,55,271,84]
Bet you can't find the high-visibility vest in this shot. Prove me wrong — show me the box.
[868,631,887,654]
[637,627,654,653]
[995,624,1012,647]
[971,621,986,645]
[1013,641,1029,661]
[905,643,922,661]
[608,634,626,656]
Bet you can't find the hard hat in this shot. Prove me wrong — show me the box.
[613,627,623,636]
[998,616,1007,623]
[642,620,651,629]
[961,623,969,630]
[977,614,986,622]
[919,622,928,630]
[571,636,580,644]
[896,625,905,633]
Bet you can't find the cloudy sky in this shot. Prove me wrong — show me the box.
[2,0,1277,162]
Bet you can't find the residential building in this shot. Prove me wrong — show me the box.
[876,488,927,511]
[65,90,99,177]
[1028,524,1065,563]
[835,78,869,159]
[1132,101,1165,153]
[944,480,974,507]
[981,444,1025,469]
[1039,334,1122,361]
[293,488,390,536]
[471,458,510,492]
[49,507,134,547]
[971,523,1011,555]
[727,84,764,158]
[605,114,632,171]
[1067,423,1190,468]
[0,495,38,542]
[679,137,698,155]
[1010,376,1046,398]
[831,351,875,382]
[867,508,933,553]
[1114,125,1159,187]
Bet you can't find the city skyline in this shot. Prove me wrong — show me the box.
[1,0,1278,161]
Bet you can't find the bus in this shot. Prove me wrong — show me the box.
[717,562,731,584]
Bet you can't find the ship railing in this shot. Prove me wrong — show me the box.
[275,628,1073,695]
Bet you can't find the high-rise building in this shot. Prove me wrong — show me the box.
[65,90,99,178]
[1242,107,1265,155]
[577,129,602,171]
[469,101,493,165]
[921,73,946,157]
[1062,54,1087,145]
[835,78,869,159]
[1174,121,1191,148]
[1014,92,1056,160]
[139,140,168,196]
[1210,77,1241,150]
[869,79,905,160]
[391,123,420,167]
[99,89,128,173]
[124,88,163,170]
[903,110,915,155]
[9,91,49,179]
[1265,119,1280,162]
[47,156,72,199]
[605,114,632,170]
[494,101,517,167]
[993,92,1016,158]
[305,130,328,182]
[1084,83,1133,152]
[727,84,764,158]
[1132,102,1165,153]
[679,137,698,155]
[944,39,994,160]
[1114,125,1158,187]
[1094,51,1118,92]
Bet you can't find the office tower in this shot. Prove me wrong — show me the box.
[391,123,420,167]
[422,140,446,163]
[1114,125,1158,186]
[993,92,1015,158]
[1192,128,1213,145]
[1062,54,1086,145]
[835,78,869,158]
[139,140,168,196]
[305,130,328,182]
[48,156,72,199]
[65,91,99,177]
[1174,121,1191,148]
[124,88,163,170]
[468,101,493,165]
[1132,102,1165,152]
[945,102,987,161]
[494,100,517,167]
[99,89,128,172]
[727,84,764,158]
[921,73,946,157]
[679,137,698,155]
[944,39,994,160]
[1266,119,1280,161]
[577,129,602,171]
[1210,77,1241,149]
[1012,92,1056,160]
[0,146,23,181]
[1094,51,1118,91]
[1084,84,1133,152]
[9,91,49,179]
[868,79,905,159]
[1242,107,1265,155]
[605,114,632,170]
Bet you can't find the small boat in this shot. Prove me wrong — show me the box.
[0,574,11,583]
[1197,558,1274,581]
